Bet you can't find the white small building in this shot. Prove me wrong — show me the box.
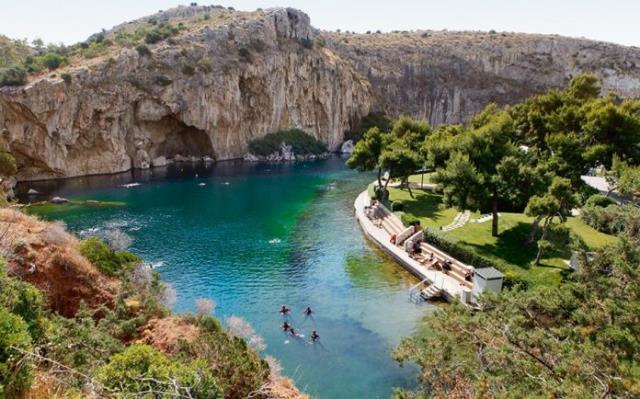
[472,267,504,298]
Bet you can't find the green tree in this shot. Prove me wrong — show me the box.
[432,110,517,236]
[346,127,389,188]
[525,176,577,263]
[0,308,33,397]
[379,139,422,197]
[394,215,640,398]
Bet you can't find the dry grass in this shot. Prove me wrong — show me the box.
[0,209,119,316]
[139,316,200,354]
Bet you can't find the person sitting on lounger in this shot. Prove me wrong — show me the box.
[465,271,474,282]
[390,234,397,244]
[429,252,434,262]
[279,305,290,315]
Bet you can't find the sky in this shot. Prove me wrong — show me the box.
[1,0,638,47]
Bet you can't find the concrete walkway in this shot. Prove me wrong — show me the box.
[354,190,471,303]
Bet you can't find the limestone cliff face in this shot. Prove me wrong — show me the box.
[2,6,640,181]
[325,31,640,126]
[0,7,373,181]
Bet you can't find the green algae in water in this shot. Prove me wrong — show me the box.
[25,199,126,219]
[27,159,433,399]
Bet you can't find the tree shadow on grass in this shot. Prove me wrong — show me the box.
[399,191,449,224]
[459,222,538,269]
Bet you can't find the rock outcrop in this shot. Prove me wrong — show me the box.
[1,5,640,181]
[0,7,373,181]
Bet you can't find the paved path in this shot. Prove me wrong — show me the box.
[354,191,471,303]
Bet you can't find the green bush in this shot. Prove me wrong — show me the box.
[79,237,140,276]
[248,128,327,156]
[98,344,222,398]
[390,201,404,212]
[60,72,72,84]
[0,308,33,397]
[585,194,617,208]
[581,204,640,235]
[400,213,420,227]
[40,53,67,70]
[181,64,195,75]
[0,65,27,86]
[135,44,151,57]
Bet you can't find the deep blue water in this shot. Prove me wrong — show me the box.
[23,158,432,398]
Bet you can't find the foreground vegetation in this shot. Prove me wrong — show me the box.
[348,75,640,396]
[0,211,279,398]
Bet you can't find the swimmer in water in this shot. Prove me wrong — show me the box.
[289,328,297,337]
[303,306,313,316]
[279,305,290,315]
[282,321,290,331]
[311,330,320,342]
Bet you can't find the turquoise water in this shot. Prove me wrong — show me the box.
[22,158,432,398]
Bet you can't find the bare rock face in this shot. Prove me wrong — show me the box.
[1,6,640,181]
[325,31,640,126]
[0,7,373,181]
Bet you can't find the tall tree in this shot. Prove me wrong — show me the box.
[432,110,517,236]
[525,176,577,263]
[378,139,422,198]
[346,127,389,188]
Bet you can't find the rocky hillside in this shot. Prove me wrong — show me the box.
[1,5,639,181]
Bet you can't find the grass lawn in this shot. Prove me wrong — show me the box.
[387,187,460,229]
[387,186,617,287]
[408,173,434,185]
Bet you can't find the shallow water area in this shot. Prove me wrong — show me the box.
[20,157,434,399]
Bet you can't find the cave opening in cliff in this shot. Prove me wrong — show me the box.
[146,116,215,160]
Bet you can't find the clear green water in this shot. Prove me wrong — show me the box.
[22,158,432,398]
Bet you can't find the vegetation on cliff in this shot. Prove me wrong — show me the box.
[0,208,301,398]
[248,129,328,157]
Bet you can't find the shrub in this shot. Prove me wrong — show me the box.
[0,308,33,397]
[581,204,640,235]
[181,64,195,75]
[400,213,420,227]
[238,47,252,62]
[248,128,327,156]
[79,237,140,276]
[197,58,213,73]
[98,344,222,398]
[60,72,72,84]
[297,37,313,49]
[0,65,27,86]
[585,194,617,208]
[40,53,67,70]
[390,201,404,212]
[136,44,151,56]
[144,31,163,44]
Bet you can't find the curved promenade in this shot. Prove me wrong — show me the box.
[354,190,472,303]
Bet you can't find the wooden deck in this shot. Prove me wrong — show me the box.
[354,190,474,303]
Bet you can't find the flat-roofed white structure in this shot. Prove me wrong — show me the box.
[472,267,504,299]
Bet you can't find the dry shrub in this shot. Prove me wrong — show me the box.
[195,297,215,316]
[40,221,70,246]
[105,228,133,251]
[161,282,177,308]
[225,315,266,352]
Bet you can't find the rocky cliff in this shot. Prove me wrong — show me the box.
[325,30,640,126]
[0,7,373,181]
[1,5,640,181]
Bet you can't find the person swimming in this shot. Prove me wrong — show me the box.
[279,305,290,314]
[282,321,290,331]
[303,306,313,316]
[311,330,320,342]
[289,328,298,337]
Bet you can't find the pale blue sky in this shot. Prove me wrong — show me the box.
[2,0,638,47]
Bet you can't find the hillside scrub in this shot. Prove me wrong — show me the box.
[0,209,300,398]
[248,128,328,156]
